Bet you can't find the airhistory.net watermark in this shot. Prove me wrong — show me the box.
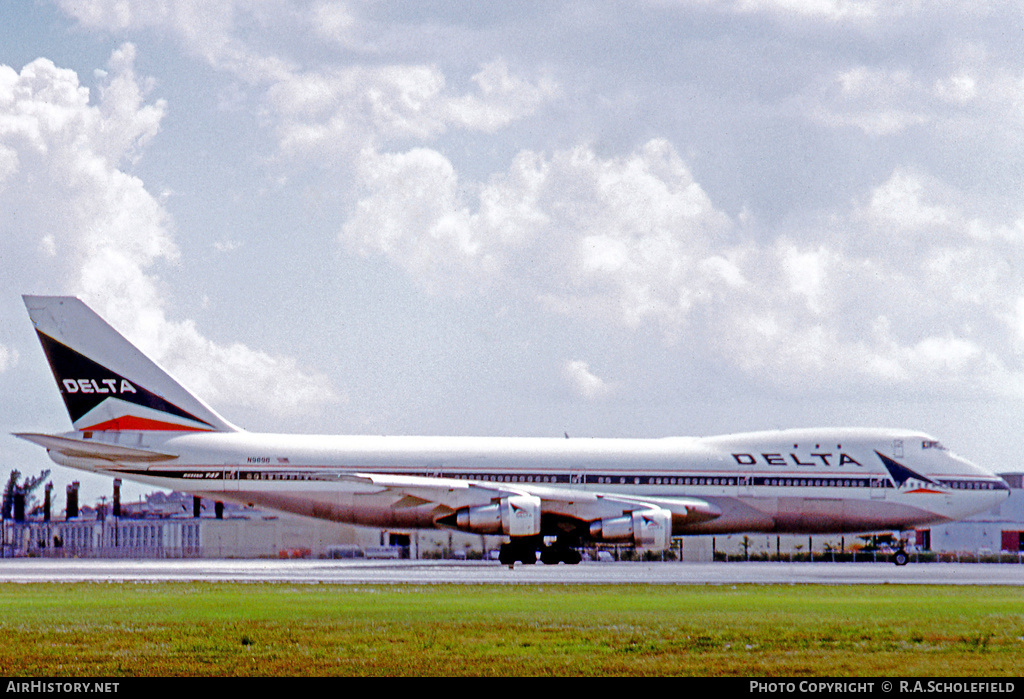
[5,682,119,694]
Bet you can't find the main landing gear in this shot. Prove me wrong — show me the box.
[498,538,537,566]
[499,536,582,566]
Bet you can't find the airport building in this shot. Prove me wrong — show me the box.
[916,472,1024,555]
[0,481,502,560]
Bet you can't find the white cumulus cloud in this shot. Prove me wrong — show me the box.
[0,47,338,419]
[0,345,18,373]
[563,360,613,400]
[344,139,733,333]
[344,137,1024,398]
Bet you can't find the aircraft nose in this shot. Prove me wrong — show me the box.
[979,476,1012,511]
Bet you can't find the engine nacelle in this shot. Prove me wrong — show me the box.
[453,494,542,537]
[455,502,503,534]
[589,508,672,551]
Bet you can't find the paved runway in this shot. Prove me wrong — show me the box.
[1,559,1023,585]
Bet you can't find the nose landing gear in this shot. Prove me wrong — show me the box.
[892,535,910,565]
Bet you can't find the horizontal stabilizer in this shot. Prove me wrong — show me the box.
[13,433,178,463]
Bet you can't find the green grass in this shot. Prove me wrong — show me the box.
[0,583,1021,676]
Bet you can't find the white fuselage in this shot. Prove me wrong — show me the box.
[47,426,1009,536]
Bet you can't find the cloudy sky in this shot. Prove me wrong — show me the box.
[3,1,1024,506]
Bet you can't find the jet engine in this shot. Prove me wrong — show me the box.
[589,508,672,550]
[451,494,542,537]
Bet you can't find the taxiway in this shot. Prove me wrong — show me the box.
[0,559,1022,585]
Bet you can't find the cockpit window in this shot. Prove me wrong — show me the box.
[921,440,947,450]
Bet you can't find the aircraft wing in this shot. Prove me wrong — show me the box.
[342,472,721,548]
[13,432,178,463]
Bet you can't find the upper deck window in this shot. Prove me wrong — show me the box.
[921,440,947,450]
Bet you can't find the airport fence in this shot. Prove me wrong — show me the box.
[0,544,204,559]
[714,550,1024,564]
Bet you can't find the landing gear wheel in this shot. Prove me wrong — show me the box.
[498,543,517,566]
[561,548,582,565]
[540,544,583,565]
[499,540,539,566]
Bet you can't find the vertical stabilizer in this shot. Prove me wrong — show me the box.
[24,296,237,433]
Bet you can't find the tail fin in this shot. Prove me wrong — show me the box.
[24,295,237,433]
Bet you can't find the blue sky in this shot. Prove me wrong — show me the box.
[3,1,1024,506]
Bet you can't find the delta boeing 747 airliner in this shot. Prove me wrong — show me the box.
[15,296,1010,565]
